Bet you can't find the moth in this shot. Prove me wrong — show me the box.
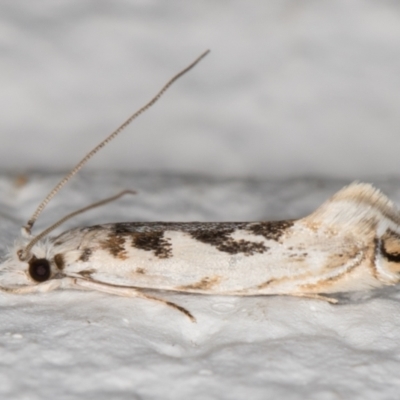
[1,51,400,322]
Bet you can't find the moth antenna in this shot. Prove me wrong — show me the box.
[23,49,210,236]
[20,190,136,261]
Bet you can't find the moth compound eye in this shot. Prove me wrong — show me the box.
[28,258,51,282]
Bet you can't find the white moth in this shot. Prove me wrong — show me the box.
[1,51,400,322]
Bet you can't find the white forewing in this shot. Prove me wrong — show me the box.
[40,183,400,295]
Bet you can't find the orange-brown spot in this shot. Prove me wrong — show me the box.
[54,253,65,270]
[381,230,400,258]
[178,276,221,291]
[14,174,28,188]
[380,230,400,274]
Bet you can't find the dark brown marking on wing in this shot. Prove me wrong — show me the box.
[113,224,135,235]
[136,268,146,274]
[257,279,277,289]
[178,276,221,291]
[131,231,172,259]
[100,234,128,259]
[78,269,96,278]
[248,220,294,241]
[54,254,65,270]
[190,229,267,255]
[79,248,92,262]
[109,222,249,234]
[220,238,267,255]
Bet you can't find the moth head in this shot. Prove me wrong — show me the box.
[378,228,400,276]
[0,243,60,293]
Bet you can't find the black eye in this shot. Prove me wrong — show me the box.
[28,258,51,282]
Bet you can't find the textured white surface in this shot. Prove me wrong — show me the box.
[2,1,400,398]
[1,173,400,399]
[1,1,400,178]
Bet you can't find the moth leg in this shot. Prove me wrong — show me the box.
[142,293,196,323]
[74,279,196,322]
[290,293,338,304]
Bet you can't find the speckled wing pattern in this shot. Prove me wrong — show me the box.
[48,183,400,296]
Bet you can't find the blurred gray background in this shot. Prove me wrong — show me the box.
[1,0,400,179]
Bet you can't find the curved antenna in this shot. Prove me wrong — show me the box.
[24,49,210,236]
[20,190,136,260]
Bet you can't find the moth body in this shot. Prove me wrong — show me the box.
[2,183,400,316]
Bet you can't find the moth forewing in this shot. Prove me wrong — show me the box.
[18,183,400,296]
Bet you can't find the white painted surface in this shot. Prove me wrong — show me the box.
[0,173,400,399]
